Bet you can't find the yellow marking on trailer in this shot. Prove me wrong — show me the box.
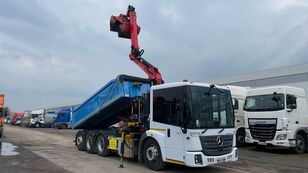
[149,128,165,131]
[108,137,117,150]
[165,158,185,165]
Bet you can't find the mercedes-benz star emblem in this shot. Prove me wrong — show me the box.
[216,136,224,147]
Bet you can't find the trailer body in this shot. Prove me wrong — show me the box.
[72,75,151,129]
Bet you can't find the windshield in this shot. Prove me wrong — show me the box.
[31,114,39,118]
[244,94,284,111]
[187,86,234,129]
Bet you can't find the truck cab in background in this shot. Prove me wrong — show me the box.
[53,108,72,129]
[244,86,308,153]
[30,109,44,128]
[226,86,248,147]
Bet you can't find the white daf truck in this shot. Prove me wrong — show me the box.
[244,86,308,153]
[227,86,248,146]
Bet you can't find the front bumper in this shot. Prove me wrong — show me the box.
[184,147,238,167]
[245,129,295,147]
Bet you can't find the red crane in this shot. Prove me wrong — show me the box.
[110,5,163,85]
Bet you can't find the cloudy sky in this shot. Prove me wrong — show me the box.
[1,0,308,111]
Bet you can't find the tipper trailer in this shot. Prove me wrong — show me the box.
[244,86,308,153]
[72,5,238,170]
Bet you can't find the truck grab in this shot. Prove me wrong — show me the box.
[244,86,308,153]
[72,5,238,170]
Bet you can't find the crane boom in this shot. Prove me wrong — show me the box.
[110,5,163,85]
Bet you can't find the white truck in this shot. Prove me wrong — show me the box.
[30,109,56,128]
[227,86,248,146]
[244,86,308,153]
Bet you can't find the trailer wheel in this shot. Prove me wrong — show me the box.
[76,131,86,151]
[85,133,96,154]
[96,134,110,157]
[143,138,165,171]
[60,124,67,129]
[292,134,306,154]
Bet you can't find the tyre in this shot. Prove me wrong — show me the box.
[0,132,2,138]
[236,130,246,147]
[35,123,40,128]
[85,133,96,154]
[60,124,67,129]
[96,134,110,157]
[292,134,306,154]
[143,138,165,171]
[76,131,86,151]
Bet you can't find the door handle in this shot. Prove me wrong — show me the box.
[167,129,170,137]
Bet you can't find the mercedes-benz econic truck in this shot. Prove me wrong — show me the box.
[244,86,308,153]
[73,75,238,170]
[227,86,248,146]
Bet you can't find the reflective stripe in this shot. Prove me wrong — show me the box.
[165,158,185,165]
[149,128,165,131]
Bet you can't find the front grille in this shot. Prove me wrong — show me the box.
[249,119,277,142]
[199,135,233,156]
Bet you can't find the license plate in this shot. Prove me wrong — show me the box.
[217,157,226,163]
[258,142,267,145]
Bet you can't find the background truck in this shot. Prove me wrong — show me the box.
[227,86,248,147]
[30,109,55,128]
[53,108,73,129]
[21,112,31,127]
[244,86,308,153]
[0,94,4,137]
[72,5,238,171]
[10,112,25,125]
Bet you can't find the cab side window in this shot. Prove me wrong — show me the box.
[286,94,297,109]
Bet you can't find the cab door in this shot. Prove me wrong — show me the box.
[152,86,186,162]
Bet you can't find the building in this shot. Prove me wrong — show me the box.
[204,63,308,92]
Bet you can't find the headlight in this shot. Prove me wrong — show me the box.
[276,134,287,140]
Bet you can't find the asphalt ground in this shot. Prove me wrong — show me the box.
[1,125,308,173]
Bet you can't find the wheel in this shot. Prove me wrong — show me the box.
[143,138,165,171]
[60,124,67,129]
[85,133,96,154]
[236,130,246,147]
[96,134,110,157]
[35,123,40,128]
[292,134,306,154]
[0,132,2,138]
[76,131,86,151]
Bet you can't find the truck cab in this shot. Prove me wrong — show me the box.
[53,108,72,129]
[244,86,308,153]
[30,109,44,128]
[144,82,238,168]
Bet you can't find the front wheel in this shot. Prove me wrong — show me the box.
[236,130,246,147]
[292,134,306,154]
[143,138,165,171]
